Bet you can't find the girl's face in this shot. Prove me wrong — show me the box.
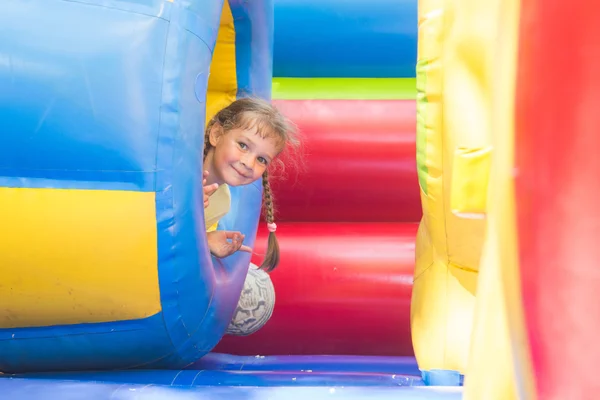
[208,124,282,187]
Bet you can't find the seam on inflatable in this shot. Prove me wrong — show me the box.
[413,260,435,281]
[448,261,478,274]
[183,28,213,55]
[61,0,170,20]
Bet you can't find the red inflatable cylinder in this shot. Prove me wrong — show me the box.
[515,1,600,398]
[215,222,418,356]
[269,99,421,223]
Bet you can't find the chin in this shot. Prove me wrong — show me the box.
[224,179,241,187]
[228,178,254,187]
[224,174,250,187]
[224,168,254,187]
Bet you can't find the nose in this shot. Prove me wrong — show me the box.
[241,154,255,170]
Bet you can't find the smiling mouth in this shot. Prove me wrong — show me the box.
[232,166,249,179]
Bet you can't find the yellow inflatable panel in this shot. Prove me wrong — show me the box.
[412,0,494,374]
[206,0,237,121]
[0,187,160,328]
[450,146,492,218]
[463,0,535,397]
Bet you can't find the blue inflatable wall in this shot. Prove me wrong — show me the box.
[0,0,272,373]
[273,0,417,78]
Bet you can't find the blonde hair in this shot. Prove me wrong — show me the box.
[204,97,300,271]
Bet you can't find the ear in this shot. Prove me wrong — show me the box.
[209,123,222,147]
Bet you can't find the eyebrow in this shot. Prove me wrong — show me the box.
[241,132,257,145]
[239,132,276,161]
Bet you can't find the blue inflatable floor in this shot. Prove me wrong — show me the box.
[0,354,463,399]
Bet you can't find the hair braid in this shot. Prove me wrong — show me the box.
[203,119,215,161]
[260,169,279,271]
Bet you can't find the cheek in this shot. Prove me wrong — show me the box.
[215,144,237,164]
[254,165,267,178]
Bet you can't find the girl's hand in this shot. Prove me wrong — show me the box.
[207,230,252,258]
[203,170,219,209]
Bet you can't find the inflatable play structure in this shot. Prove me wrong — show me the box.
[1,0,599,400]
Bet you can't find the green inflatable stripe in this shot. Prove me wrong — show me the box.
[272,78,416,100]
[415,61,428,195]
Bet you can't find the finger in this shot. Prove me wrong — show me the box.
[223,231,243,240]
[205,183,219,196]
[232,234,243,248]
[203,170,209,179]
[231,234,247,251]
[239,245,253,253]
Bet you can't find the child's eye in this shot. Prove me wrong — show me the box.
[257,157,267,165]
[238,142,248,149]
